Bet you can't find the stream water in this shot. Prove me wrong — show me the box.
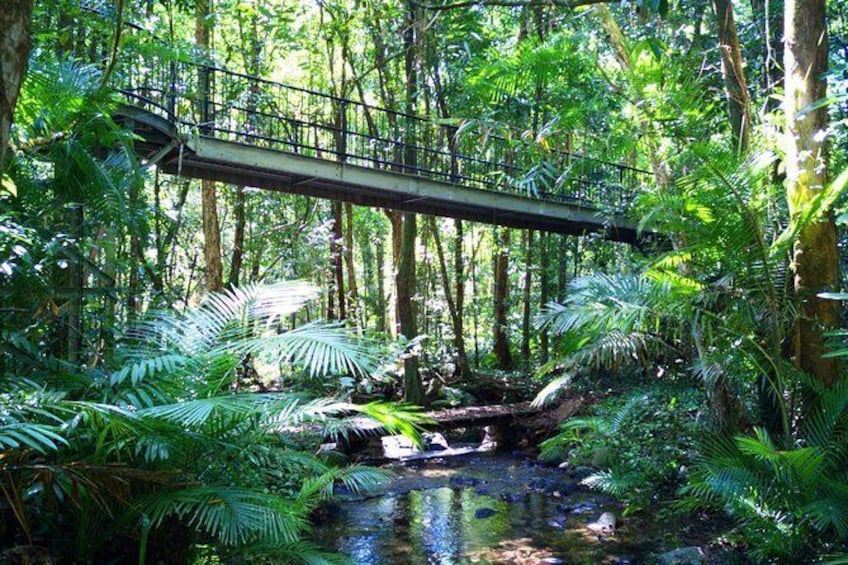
[315,450,670,564]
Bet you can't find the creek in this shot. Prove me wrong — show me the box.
[315,449,670,564]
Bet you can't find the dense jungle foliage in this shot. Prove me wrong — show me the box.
[2,0,848,562]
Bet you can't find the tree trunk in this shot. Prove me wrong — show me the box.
[330,201,346,320]
[387,209,403,337]
[784,0,840,386]
[712,0,751,153]
[196,0,223,293]
[493,226,514,370]
[471,228,482,368]
[228,185,246,288]
[521,229,533,365]
[127,179,142,321]
[539,232,550,363]
[375,235,387,333]
[397,211,423,404]
[201,180,223,292]
[454,219,469,376]
[394,0,423,403]
[557,235,568,302]
[344,202,359,324]
[0,0,32,177]
[431,217,471,379]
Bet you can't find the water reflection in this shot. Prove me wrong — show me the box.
[317,453,656,564]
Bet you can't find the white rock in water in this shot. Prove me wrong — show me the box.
[381,434,421,458]
[586,512,617,534]
[424,432,449,451]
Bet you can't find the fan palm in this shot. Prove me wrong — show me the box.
[679,377,848,561]
[1,281,424,562]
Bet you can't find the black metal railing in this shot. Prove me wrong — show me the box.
[116,41,651,213]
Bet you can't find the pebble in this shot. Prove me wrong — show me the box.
[474,507,498,519]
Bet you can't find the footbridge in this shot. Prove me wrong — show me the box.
[118,54,653,243]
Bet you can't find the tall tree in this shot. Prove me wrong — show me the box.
[397,211,423,403]
[521,229,533,365]
[344,202,360,324]
[431,217,472,379]
[539,231,550,362]
[784,0,840,386]
[712,0,751,152]
[330,201,346,320]
[196,0,223,292]
[395,0,424,403]
[0,0,33,177]
[493,226,514,370]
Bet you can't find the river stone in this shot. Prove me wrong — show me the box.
[381,434,420,458]
[586,511,617,534]
[570,501,597,514]
[450,476,483,488]
[424,432,449,451]
[657,547,707,565]
[474,507,498,519]
[500,493,525,503]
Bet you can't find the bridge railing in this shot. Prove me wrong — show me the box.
[117,43,650,212]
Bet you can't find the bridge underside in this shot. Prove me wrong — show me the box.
[123,106,645,243]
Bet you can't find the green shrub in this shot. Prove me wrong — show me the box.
[540,386,703,513]
[679,377,848,562]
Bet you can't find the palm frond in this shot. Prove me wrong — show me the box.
[582,469,643,498]
[297,464,389,504]
[351,402,431,446]
[141,486,307,546]
[236,540,348,565]
[531,374,573,407]
[0,422,68,454]
[242,322,376,378]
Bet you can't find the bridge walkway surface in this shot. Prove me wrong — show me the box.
[110,32,655,244]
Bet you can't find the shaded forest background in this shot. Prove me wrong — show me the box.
[3,0,848,562]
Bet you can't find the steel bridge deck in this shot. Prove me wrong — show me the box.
[121,103,648,244]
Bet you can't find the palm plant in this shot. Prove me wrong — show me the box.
[679,376,848,561]
[1,281,425,562]
[534,148,796,429]
[533,133,848,558]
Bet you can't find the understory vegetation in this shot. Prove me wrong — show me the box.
[3,0,848,563]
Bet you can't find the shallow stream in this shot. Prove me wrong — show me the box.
[316,451,670,564]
